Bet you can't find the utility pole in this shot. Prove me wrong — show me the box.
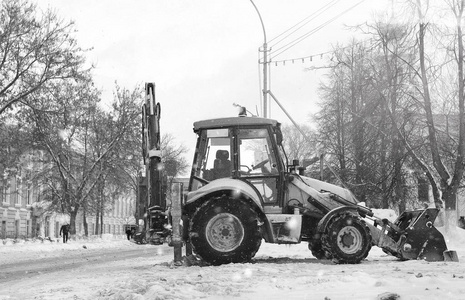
[250,0,268,118]
[262,42,268,118]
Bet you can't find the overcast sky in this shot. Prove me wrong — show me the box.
[37,0,389,170]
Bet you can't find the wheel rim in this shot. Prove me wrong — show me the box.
[336,226,363,254]
[206,213,244,252]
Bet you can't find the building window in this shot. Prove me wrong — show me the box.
[5,179,11,204]
[0,182,4,203]
[32,180,38,203]
[55,222,59,238]
[1,221,6,238]
[44,216,50,237]
[26,181,32,205]
[15,220,20,238]
[27,220,31,237]
[15,177,21,206]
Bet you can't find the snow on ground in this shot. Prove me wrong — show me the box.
[0,234,133,264]
[1,229,465,300]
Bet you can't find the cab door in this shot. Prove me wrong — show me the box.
[235,127,283,212]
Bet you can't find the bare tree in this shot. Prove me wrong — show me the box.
[0,0,87,115]
[389,0,465,230]
[314,1,465,228]
[29,77,100,235]
[162,133,189,179]
[365,0,465,229]
[364,19,422,211]
[86,84,143,235]
[280,123,317,168]
[316,41,398,207]
[29,79,141,236]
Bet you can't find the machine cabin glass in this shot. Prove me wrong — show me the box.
[190,128,233,191]
[190,124,283,206]
[237,128,280,204]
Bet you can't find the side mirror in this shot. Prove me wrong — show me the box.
[275,123,283,145]
[275,130,283,145]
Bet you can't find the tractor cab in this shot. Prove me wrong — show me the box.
[188,115,287,210]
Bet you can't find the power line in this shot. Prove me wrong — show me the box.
[268,0,366,61]
[271,50,333,66]
[268,0,341,48]
[269,38,376,67]
[269,0,365,60]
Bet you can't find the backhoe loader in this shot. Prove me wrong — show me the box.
[181,111,455,265]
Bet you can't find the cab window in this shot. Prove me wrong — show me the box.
[238,128,279,203]
[238,128,278,176]
[191,128,232,191]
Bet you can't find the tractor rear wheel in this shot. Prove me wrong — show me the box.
[189,196,262,265]
[321,213,372,264]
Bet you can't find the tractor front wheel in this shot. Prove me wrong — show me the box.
[308,240,326,260]
[321,213,372,264]
[189,196,262,265]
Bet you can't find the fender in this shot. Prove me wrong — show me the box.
[185,178,275,242]
[316,206,360,233]
[186,178,262,209]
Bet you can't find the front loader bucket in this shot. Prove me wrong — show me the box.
[392,208,449,262]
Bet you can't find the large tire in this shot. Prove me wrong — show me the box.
[308,241,326,260]
[321,213,372,264]
[189,196,262,265]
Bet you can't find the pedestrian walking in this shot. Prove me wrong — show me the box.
[458,216,465,229]
[126,228,132,240]
[60,224,70,243]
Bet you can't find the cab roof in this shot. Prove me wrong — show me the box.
[193,116,279,131]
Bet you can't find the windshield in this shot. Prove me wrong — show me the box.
[237,128,277,176]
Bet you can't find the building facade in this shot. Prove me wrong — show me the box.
[76,193,136,237]
[1,151,136,240]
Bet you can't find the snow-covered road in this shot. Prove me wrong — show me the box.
[0,246,157,285]
[1,230,464,300]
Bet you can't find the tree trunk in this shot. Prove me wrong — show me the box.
[448,0,465,230]
[443,186,458,229]
[393,140,404,212]
[415,4,465,231]
[95,210,100,235]
[69,207,79,237]
[100,211,104,235]
[83,210,88,237]
[380,106,389,209]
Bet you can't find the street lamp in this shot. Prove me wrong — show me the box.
[250,0,269,118]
